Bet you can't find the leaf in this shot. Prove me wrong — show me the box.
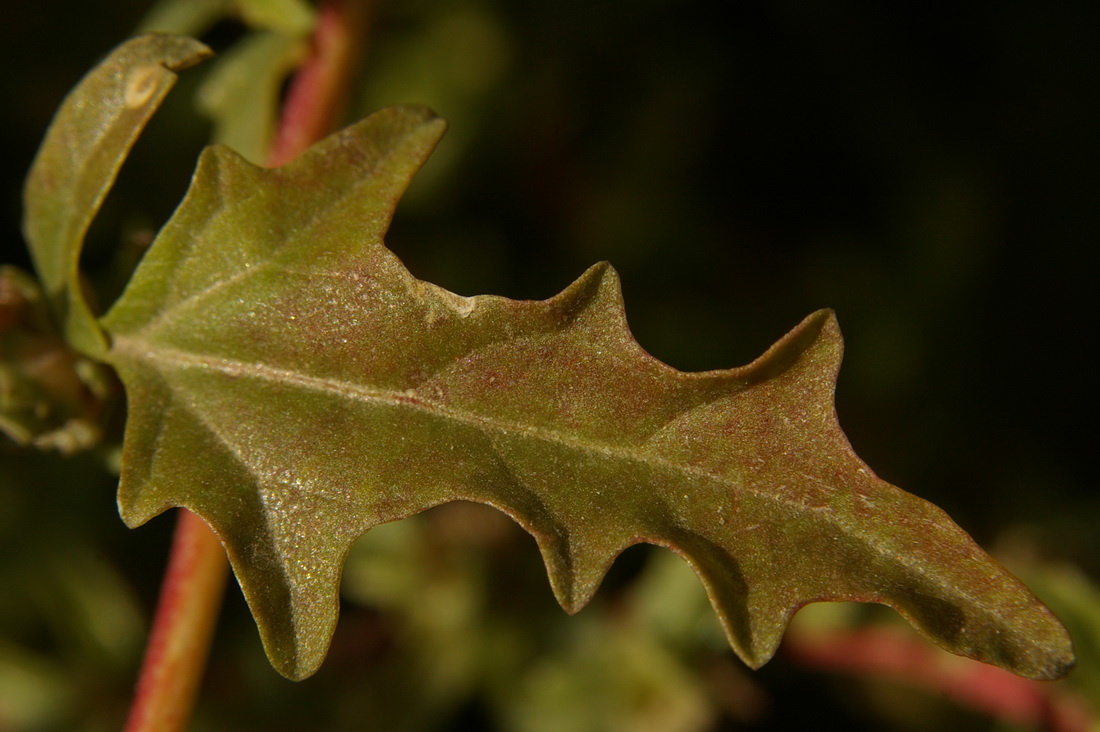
[137,0,315,38]
[22,34,211,359]
[96,104,1074,683]
[137,0,229,37]
[235,0,317,36]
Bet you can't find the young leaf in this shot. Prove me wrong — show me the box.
[23,34,211,359]
[99,106,1073,682]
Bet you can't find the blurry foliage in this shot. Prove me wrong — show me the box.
[1,0,1097,729]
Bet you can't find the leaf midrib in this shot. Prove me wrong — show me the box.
[225,341,991,610]
[113,335,982,611]
[113,337,870,529]
[112,333,995,635]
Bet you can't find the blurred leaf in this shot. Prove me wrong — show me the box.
[137,0,229,36]
[138,0,314,37]
[0,640,75,731]
[236,0,316,36]
[22,34,211,359]
[198,30,308,164]
[1020,564,1100,717]
[32,548,145,670]
[0,266,109,453]
[502,616,714,732]
[355,4,514,191]
[630,548,725,650]
[95,100,1073,683]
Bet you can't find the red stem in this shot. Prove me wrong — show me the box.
[784,625,1093,731]
[268,0,371,167]
[124,510,229,732]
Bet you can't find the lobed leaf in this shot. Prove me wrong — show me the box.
[99,105,1074,682]
[23,34,211,359]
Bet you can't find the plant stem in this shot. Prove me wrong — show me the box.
[124,510,228,732]
[268,0,371,167]
[784,625,1092,732]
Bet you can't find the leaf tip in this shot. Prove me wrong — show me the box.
[549,260,627,328]
[1003,607,1077,681]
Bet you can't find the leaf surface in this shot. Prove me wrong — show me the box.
[99,108,1073,682]
[23,34,211,358]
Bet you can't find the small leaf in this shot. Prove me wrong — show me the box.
[23,34,211,359]
[100,107,1074,682]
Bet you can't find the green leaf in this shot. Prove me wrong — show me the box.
[137,0,315,38]
[99,106,1073,682]
[235,0,316,36]
[136,0,229,37]
[22,34,211,359]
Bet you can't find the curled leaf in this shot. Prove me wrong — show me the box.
[23,33,211,358]
[99,106,1073,681]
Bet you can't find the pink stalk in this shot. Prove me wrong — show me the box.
[268,0,370,167]
[124,510,228,732]
[784,624,1093,731]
